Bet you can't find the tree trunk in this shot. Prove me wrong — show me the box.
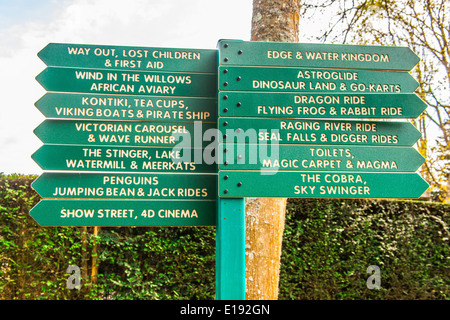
[246,0,300,300]
[91,226,100,285]
[251,0,300,43]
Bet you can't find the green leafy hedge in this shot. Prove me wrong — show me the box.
[280,198,449,299]
[0,174,448,300]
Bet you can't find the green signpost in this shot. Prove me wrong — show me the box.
[218,171,429,198]
[35,92,217,122]
[219,144,425,172]
[31,39,429,301]
[32,145,215,173]
[218,65,419,93]
[219,117,421,146]
[38,43,217,73]
[33,119,216,147]
[30,199,216,227]
[215,39,428,300]
[31,172,216,200]
[218,92,426,119]
[36,67,217,97]
[218,39,420,71]
[32,43,218,231]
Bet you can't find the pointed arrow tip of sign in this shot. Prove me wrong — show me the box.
[35,69,49,89]
[37,43,52,65]
[32,122,46,142]
[31,148,44,169]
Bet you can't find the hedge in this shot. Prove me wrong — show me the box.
[0,174,448,299]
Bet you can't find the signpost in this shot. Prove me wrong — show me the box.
[32,145,215,173]
[31,39,429,301]
[35,92,217,122]
[218,92,427,119]
[218,39,420,71]
[215,39,429,300]
[38,43,217,73]
[218,171,429,198]
[36,67,217,97]
[219,117,421,146]
[33,119,216,147]
[31,42,218,231]
[218,65,419,93]
[31,172,216,200]
[30,199,216,227]
[219,144,425,172]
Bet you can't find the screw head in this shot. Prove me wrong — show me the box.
[224,175,229,180]
[224,57,229,62]
[224,189,228,194]
[224,43,229,48]
[223,108,228,113]
[223,69,228,74]
[223,82,228,87]
[238,50,243,54]
[223,121,228,126]
[236,76,241,81]
[237,182,242,187]
[236,102,241,107]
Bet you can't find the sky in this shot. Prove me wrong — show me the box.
[0,0,258,175]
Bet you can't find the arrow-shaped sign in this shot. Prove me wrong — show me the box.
[219,117,421,147]
[219,144,425,172]
[32,145,216,173]
[30,199,216,227]
[36,67,217,97]
[33,119,216,148]
[218,66,419,93]
[31,172,216,200]
[218,171,429,199]
[38,43,217,73]
[35,92,217,122]
[218,92,427,119]
[218,39,420,71]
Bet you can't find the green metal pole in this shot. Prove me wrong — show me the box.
[215,197,246,299]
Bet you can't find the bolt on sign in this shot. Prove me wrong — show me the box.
[32,43,218,227]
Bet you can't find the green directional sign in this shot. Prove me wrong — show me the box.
[219,92,426,119]
[35,92,216,122]
[32,172,216,200]
[218,66,418,93]
[38,43,217,73]
[218,39,420,71]
[219,144,425,172]
[218,171,429,199]
[34,119,216,147]
[30,199,216,226]
[32,145,215,173]
[36,67,217,97]
[219,117,421,147]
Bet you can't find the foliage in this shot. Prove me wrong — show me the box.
[0,174,99,299]
[97,226,216,300]
[1,174,448,300]
[279,198,449,300]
